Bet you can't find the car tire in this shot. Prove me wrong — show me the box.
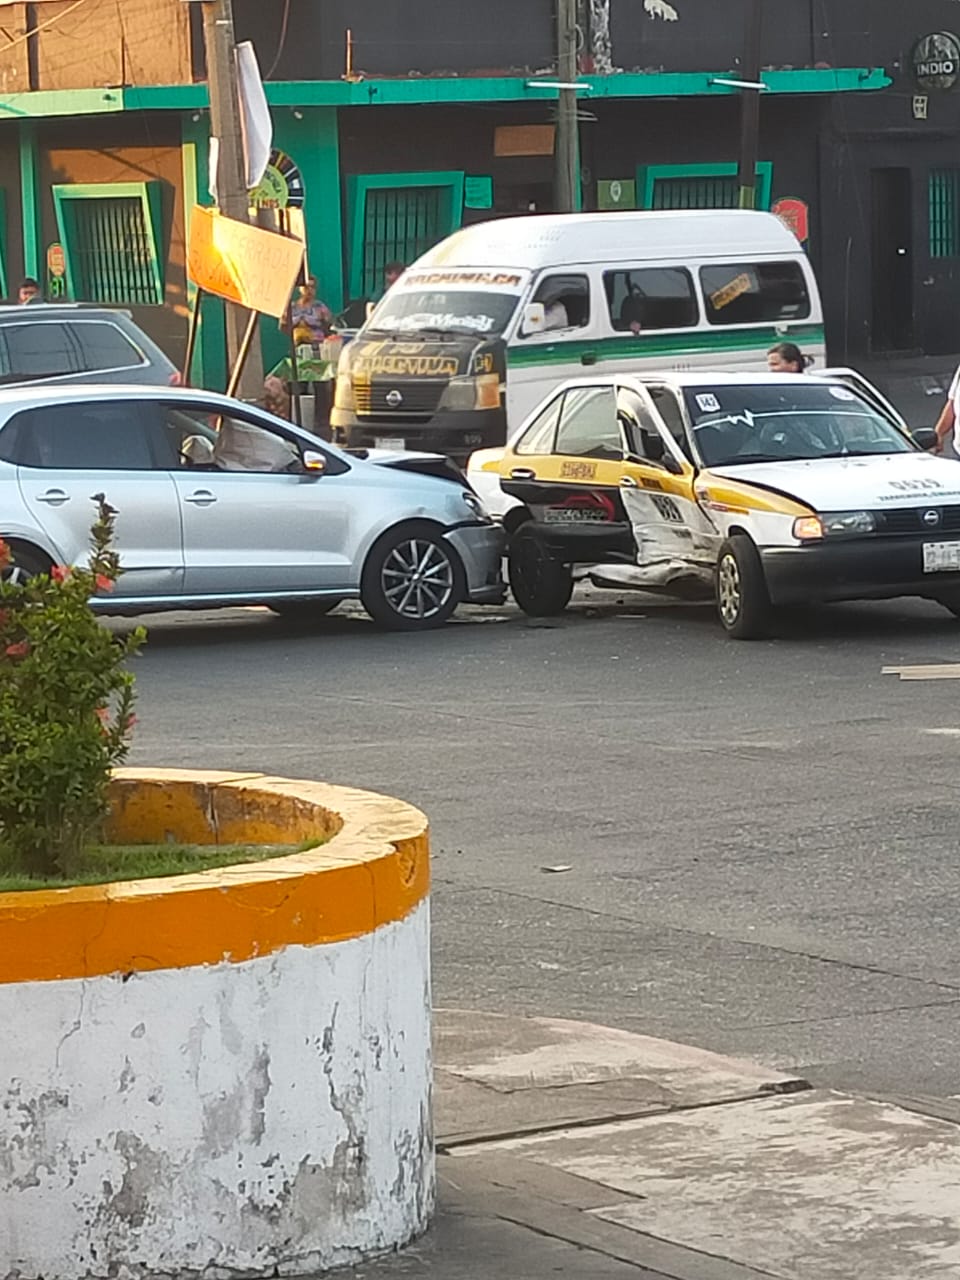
[1,543,50,587]
[268,599,342,621]
[508,523,574,617]
[361,523,464,631]
[715,535,771,640]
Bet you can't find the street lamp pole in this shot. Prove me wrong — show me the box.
[201,0,263,397]
[737,0,764,210]
[555,0,580,213]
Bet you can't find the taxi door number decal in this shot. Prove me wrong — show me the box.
[560,460,598,480]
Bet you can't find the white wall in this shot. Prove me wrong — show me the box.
[0,901,433,1279]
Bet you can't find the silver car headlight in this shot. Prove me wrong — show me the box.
[461,490,494,523]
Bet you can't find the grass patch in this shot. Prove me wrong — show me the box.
[0,839,324,892]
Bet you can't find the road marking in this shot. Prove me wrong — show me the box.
[923,728,960,736]
[883,664,960,680]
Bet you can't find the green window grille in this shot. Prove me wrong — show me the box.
[347,172,465,300]
[653,175,739,210]
[52,182,164,306]
[361,186,445,298]
[929,169,960,258]
[638,163,774,213]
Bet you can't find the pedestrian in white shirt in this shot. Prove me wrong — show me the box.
[933,367,960,454]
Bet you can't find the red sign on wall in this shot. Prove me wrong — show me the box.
[772,197,810,245]
[46,243,66,279]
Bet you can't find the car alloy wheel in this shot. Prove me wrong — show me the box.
[717,552,742,627]
[1,546,47,588]
[381,537,456,622]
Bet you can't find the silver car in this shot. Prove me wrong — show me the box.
[0,386,505,630]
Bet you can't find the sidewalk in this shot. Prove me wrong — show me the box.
[334,1010,960,1279]
[855,351,957,431]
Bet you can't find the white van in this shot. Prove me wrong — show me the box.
[331,209,824,465]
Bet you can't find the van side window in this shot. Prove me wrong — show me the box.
[515,393,564,455]
[530,274,590,332]
[604,268,698,332]
[700,262,811,326]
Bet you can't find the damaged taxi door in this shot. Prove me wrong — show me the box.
[502,384,637,567]
[614,384,713,583]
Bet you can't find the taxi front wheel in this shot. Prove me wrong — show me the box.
[715,536,771,640]
[508,524,574,617]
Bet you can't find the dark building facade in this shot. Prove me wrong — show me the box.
[0,0,958,387]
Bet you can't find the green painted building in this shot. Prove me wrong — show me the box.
[0,0,910,385]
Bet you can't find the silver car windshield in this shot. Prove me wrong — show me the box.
[682,383,914,467]
[367,290,519,338]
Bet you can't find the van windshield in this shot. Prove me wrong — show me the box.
[367,290,519,339]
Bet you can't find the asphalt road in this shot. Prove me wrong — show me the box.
[123,590,960,1101]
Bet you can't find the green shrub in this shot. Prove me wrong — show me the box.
[0,497,146,878]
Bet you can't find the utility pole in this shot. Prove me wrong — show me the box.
[201,0,263,398]
[737,0,764,210]
[555,0,580,213]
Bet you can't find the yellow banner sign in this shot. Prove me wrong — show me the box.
[187,206,303,319]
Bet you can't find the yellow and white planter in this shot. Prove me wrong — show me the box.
[0,769,433,1279]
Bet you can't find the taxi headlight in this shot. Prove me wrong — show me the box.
[821,510,877,536]
[439,373,500,412]
[793,511,876,541]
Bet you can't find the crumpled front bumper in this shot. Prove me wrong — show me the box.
[445,522,507,604]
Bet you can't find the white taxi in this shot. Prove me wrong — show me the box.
[468,371,957,638]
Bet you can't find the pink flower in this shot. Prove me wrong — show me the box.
[5,640,30,659]
[123,714,138,733]
[0,540,10,568]
[95,707,110,724]
[50,564,71,583]
[95,574,114,593]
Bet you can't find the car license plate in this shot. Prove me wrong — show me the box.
[923,541,960,572]
[375,437,406,451]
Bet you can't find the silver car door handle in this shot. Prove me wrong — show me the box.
[35,489,69,505]
[510,468,536,480]
[183,490,217,506]
[620,476,639,489]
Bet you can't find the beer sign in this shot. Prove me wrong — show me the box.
[913,32,960,92]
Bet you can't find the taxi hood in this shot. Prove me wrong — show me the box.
[707,451,960,510]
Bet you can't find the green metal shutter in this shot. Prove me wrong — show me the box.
[651,175,739,210]
[929,169,960,259]
[65,197,157,304]
[361,186,444,297]
[53,183,164,306]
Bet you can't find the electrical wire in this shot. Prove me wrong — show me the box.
[265,0,291,80]
[1,0,90,52]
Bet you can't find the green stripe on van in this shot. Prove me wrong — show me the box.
[507,324,825,368]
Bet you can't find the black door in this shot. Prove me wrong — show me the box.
[871,168,914,352]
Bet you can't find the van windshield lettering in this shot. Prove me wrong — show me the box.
[369,290,519,339]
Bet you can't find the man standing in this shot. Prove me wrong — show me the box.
[933,367,960,455]
[384,261,405,292]
[17,278,40,305]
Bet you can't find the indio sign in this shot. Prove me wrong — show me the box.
[913,32,960,92]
